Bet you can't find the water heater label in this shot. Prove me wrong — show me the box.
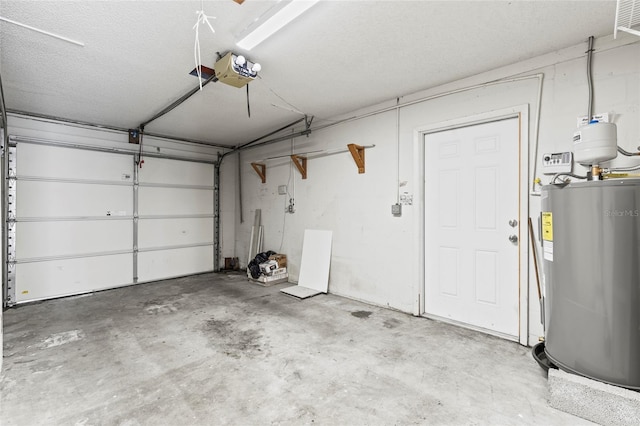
[573,131,582,144]
[542,212,553,241]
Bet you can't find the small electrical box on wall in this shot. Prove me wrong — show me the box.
[129,129,140,144]
[542,152,573,174]
[392,203,402,216]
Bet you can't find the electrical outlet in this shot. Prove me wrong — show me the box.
[278,185,287,195]
[287,198,295,213]
[392,203,402,216]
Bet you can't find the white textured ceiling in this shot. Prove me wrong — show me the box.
[0,0,618,148]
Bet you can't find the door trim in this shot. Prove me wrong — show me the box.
[412,105,529,346]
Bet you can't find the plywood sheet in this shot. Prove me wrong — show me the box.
[280,285,322,299]
[298,229,333,292]
[280,229,332,299]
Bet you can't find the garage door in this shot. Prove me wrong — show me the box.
[6,139,215,305]
[137,157,215,282]
[8,143,134,303]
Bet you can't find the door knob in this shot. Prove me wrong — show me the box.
[509,234,518,243]
[509,219,518,227]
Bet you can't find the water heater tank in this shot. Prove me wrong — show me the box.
[573,122,617,165]
[542,179,640,389]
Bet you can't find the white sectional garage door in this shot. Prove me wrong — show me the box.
[9,143,134,303]
[137,157,215,282]
[7,140,215,305]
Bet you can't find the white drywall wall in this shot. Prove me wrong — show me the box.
[235,35,640,345]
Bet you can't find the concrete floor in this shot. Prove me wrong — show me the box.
[1,272,588,425]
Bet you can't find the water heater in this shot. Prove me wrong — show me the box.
[542,179,640,389]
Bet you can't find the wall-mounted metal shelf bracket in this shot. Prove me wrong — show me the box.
[251,162,266,183]
[290,155,307,179]
[348,143,366,174]
[301,115,314,137]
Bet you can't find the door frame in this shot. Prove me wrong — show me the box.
[412,105,530,346]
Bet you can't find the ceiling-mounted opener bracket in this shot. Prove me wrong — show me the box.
[301,115,314,137]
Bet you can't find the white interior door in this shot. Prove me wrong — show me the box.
[424,117,520,339]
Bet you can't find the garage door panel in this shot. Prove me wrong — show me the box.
[139,158,213,186]
[138,218,213,249]
[16,220,132,259]
[137,157,215,281]
[18,143,133,182]
[17,181,132,218]
[15,254,133,303]
[7,140,217,305]
[138,246,213,282]
[138,187,213,216]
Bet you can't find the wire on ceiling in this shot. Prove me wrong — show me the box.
[193,1,216,91]
[257,76,306,116]
[0,16,85,47]
[234,117,307,150]
[256,76,359,127]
